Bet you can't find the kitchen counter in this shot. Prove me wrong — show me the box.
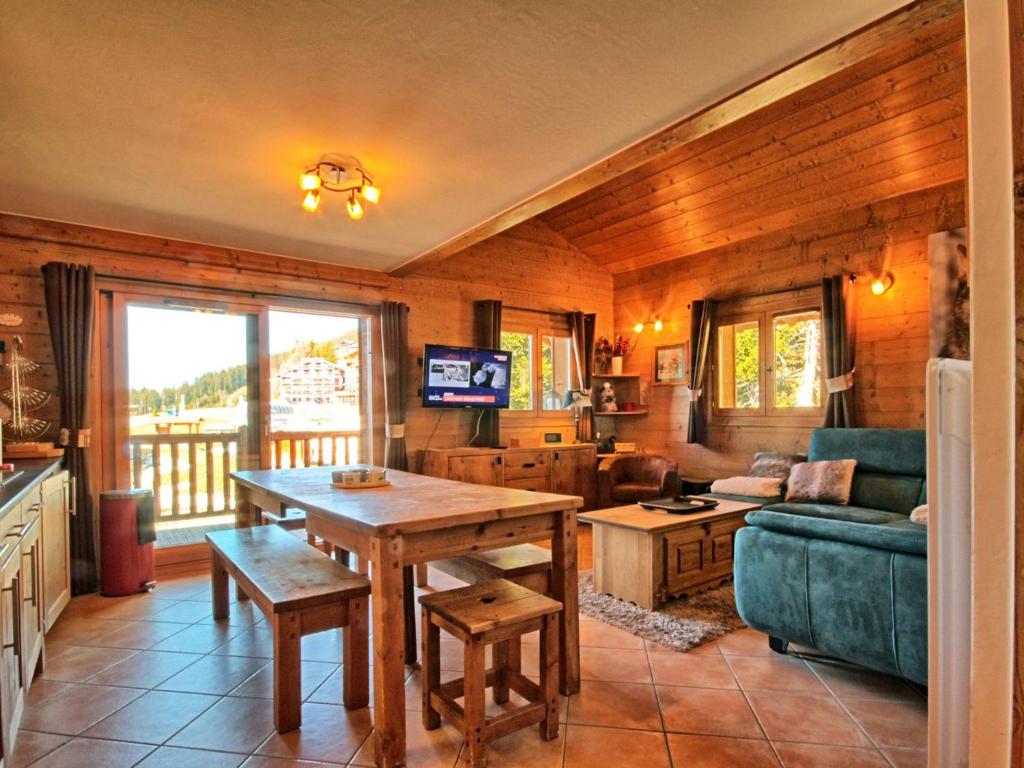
[0,458,63,517]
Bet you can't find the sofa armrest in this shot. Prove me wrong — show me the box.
[744,510,926,556]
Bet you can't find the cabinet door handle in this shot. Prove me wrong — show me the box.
[2,577,20,656]
[21,547,36,608]
[69,475,77,516]
[495,456,502,465]
[522,462,536,469]
[553,452,560,460]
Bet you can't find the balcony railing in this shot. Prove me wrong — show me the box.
[129,429,363,521]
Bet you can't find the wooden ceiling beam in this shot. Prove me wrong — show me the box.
[388,0,963,277]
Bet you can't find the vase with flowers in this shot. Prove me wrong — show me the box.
[595,335,633,375]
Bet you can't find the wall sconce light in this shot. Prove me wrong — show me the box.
[870,271,894,296]
[299,154,380,219]
[633,318,664,333]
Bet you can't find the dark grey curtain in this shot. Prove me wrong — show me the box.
[42,262,98,595]
[380,300,409,470]
[686,299,714,444]
[567,312,596,442]
[472,300,502,447]
[823,275,857,428]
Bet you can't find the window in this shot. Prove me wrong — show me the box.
[713,292,824,421]
[500,313,577,417]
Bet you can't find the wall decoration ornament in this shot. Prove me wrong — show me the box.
[654,342,689,385]
[0,335,52,440]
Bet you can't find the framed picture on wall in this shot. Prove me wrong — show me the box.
[654,343,688,385]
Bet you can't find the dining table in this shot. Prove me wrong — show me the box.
[231,466,582,768]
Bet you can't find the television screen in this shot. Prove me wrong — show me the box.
[422,344,511,409]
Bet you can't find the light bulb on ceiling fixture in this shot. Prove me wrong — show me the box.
[653,319,664,332]
[360,182,381,204]
[870,272,894,296]
[633,322,644,333]
[347,192,364,220]
[299,172,321,191]
[301,189,320,212]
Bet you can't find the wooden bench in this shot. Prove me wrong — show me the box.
[207,525,371,732]
[420,579,561,767]
[431,544,552,594]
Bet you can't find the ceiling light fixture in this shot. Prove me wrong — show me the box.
[299,154,380,219]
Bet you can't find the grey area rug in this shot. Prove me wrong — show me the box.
[579,571,746,651]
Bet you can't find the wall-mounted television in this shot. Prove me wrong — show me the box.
[422,344,511,409]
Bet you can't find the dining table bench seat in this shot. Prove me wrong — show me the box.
[206,525,371,732]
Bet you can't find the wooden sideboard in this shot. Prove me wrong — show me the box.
[422,444,597,510]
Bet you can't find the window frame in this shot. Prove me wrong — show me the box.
[711,288,826,427]
[500,312,578,421]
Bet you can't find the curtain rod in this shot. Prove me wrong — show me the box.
[503,305,575,316]
[696,276,847,308]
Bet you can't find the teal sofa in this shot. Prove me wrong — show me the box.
[733,428,928,686]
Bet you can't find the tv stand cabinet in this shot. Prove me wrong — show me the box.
[421,445,597,510]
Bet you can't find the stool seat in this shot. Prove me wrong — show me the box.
[418,578,561,636]
[432,544,551,594]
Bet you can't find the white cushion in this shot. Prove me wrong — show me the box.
[710,476,783,498]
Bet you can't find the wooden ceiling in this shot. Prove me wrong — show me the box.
[539,10,965,275]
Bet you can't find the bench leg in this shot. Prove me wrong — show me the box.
[415,562,428,588]
[343,596,370,709]
[210,551,230,621]
[539,614,559,741]
[464,639,487,768]
[492,640,510,704]
[421,611,441,730]
[273,612,302,732]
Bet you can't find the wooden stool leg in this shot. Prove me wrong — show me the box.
[539,614,559,740]
[210,551,229,621]
[421,611,441,730]
[492,640,510,704]
[415,562,428,587]
[343,596,370,709]
[464,639,488,768]
[273,612,302,732]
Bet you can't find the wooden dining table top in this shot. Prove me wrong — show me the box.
[231,466,584,536]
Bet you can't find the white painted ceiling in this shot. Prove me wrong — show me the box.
[0,0,907,272]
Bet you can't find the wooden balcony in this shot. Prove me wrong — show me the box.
[128,429,362,521]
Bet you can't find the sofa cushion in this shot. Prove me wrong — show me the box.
[809,428,926,476]
[850,472,925,515]
[611,483,661,502]
[763,502,907,526]
[745,509,927,556]
[749,452,805,481]
[785,460,857,504]
[710,476,783,498]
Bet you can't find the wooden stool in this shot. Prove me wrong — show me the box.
[419,579,561,767]
[432,544,551,595]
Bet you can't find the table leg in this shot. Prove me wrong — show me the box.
[551,508,580,695]
[403,566,417,665]
[371,536,407,768]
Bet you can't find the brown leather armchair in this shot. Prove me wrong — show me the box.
[596,454,680,508]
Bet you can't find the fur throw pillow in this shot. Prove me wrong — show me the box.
[749,452,806,481]
[710,476,784,498]
[784,459,858,505]
[910,504,928,524]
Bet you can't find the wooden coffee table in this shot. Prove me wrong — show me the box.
[579,498,761,609]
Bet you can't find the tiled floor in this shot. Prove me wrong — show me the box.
[12,565,927,767]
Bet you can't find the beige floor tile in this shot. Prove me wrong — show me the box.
[149,578,212,602]
[83,689,220,744]
[256,702,373,763]
[87,649,203,688]
[456,725,564,767]
[567,680,662,730]
[195,600,263,627]
[212,625,275,658]
[8,730,69,768]
[772,741,891,767]
[153,599,218,624]
[563,724,671,768]
[157,653,270,695]
[579,647,652,684]
[657,686,763,739]
[168,695,276,753]
[230,660,338,700]
[45,616,135,646]
[21,682,145,735]
[881,747,928,768]
[150,622,242,653]
[578,618,645,649]
[805,660,921,701]
[717,628,775,657]
[90,594,179,621]
[242,757,338,768]
[39,644,138,682]
[301,629,347,664]
[87,619,192,650]
[136,745,247,767]
[666,733,780,767]
[746,692,871,748]
[843,698,928,750]
[27,737,154,768]
[24,679,76,709]
[649,651,738,689]
[726,655,828,694]
[350,718,464,768]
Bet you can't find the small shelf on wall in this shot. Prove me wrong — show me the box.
[593,409,649,417]
[593,373,641,379]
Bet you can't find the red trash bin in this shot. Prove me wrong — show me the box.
[100,489,157,596]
